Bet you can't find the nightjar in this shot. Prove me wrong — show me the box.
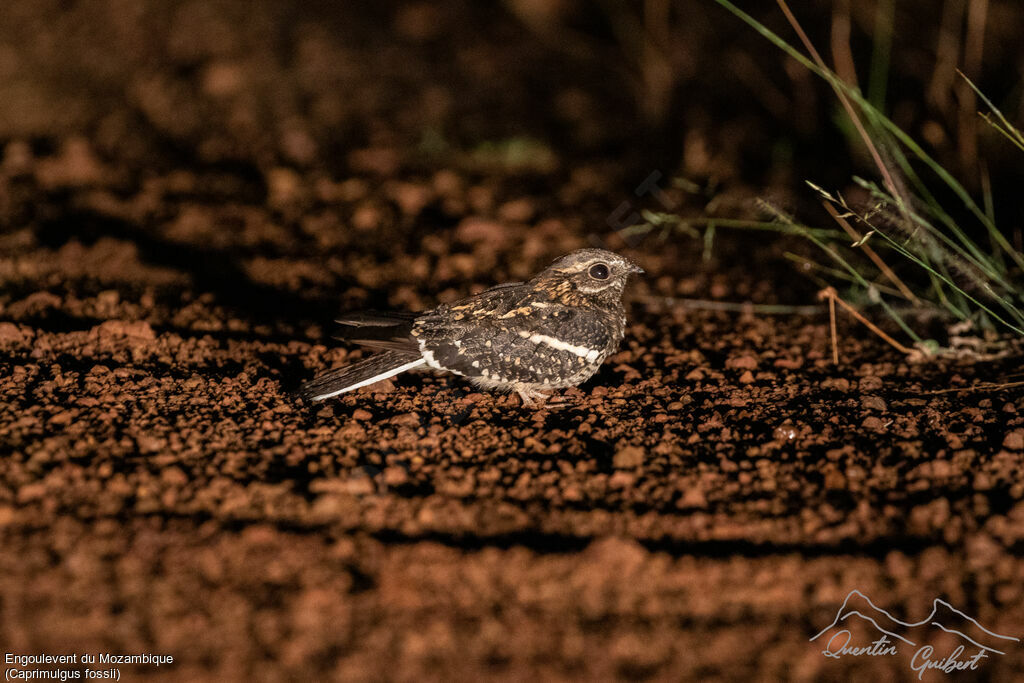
[301,248,643,406]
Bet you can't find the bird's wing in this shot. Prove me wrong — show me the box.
[333,282,531,353]
[414,298,616,382]
[418,282,531,322]
[333,280,528,352]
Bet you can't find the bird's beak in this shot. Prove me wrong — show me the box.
[627,262,644,275]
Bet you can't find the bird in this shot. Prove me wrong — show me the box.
[300,248,643,406]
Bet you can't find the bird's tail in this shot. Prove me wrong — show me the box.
[300,350,425,402]
[333,311,419,353]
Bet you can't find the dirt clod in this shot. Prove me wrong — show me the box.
[612,445,646,469]
[1004,429,1024,451]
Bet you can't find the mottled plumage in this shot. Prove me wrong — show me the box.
[301,248,642,406]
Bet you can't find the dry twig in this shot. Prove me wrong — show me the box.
[818,287,916,360]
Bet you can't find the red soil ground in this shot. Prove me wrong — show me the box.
[2,1,1024,680]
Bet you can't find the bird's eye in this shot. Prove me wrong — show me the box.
[588,263,610,280]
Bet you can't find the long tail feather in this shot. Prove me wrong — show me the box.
[334,311,419,353]
[300,351,425,402]
[334,311,418,327]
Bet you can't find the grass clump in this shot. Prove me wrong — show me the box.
[664,1,1024,347]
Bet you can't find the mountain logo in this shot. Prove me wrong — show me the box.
[810,590,1018,678]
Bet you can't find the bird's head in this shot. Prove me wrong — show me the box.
[534,248,643,304]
